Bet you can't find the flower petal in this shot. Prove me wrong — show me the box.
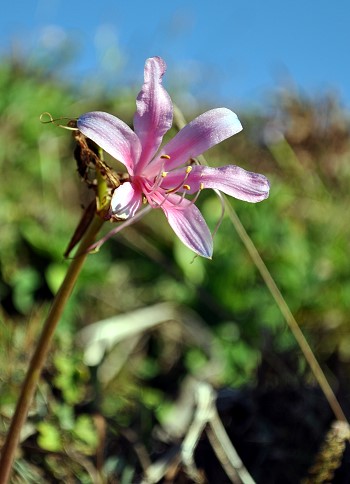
[77,111,141,175]
[161,165,270,202]
[161,195,213,258]
[145,108,242,176]
[133,57,173,173]
[110,182,142,219]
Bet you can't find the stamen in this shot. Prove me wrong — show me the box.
[147,166,200,210]
[147,156,170,194]
[176,190,188,205]
[188,182,204,206]
[146,183,179,209]
[150,161,193,201]
[147,160,168,197]
[166,166,193,194]
[146,190,169,209]
[172,181,204,207]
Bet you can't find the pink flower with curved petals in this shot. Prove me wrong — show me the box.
[78,56,270,258]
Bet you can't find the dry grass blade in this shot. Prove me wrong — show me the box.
[180,382,255,483]
[77,303,218,389]
[142,446,181,484]
[192,382,256,484]
[77,303,180,366]
[142,381,255,484]
[180,382,216,482]
[206,405,255,484]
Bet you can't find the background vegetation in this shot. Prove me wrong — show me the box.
[1,51,350,482]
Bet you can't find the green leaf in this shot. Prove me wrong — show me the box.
[37,422,62,452]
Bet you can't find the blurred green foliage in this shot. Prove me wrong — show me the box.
[1,53,350,482]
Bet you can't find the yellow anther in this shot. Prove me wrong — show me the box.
[186,166,193,174]
[161,171,168,178]
[183,184,191,191]
[161,154,171,159]
[200,182,204,190]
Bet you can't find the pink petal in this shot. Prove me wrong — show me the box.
[145,108,242,176]
[161,195,213,258]
[133,57,173,173]
[110,181,142,219]
[77,112,141,175]
[161,165,270,202]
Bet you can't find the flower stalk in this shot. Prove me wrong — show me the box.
[0,215,104,483]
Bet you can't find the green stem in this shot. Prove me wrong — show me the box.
[224,202,347,423]
[0,215,104,483]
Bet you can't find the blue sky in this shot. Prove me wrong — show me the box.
[1,0,349,110]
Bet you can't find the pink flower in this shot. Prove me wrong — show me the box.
[77,57,269,258]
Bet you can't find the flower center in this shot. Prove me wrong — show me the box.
[144,156,204,210]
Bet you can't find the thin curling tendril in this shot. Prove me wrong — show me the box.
[40,112,78,131]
